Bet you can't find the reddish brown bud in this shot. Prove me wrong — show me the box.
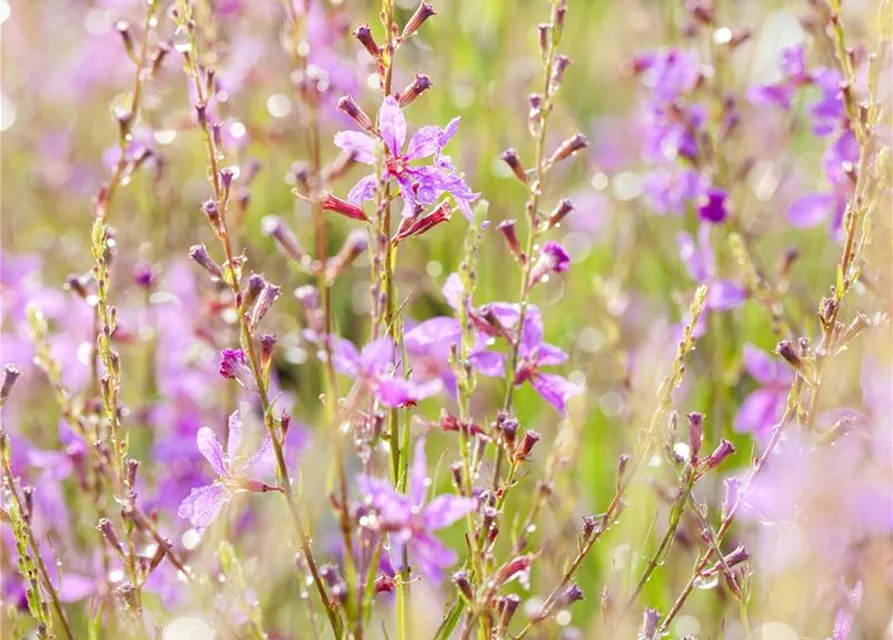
[393,202,452,244]
[336,95,374,132]
[546,198,574,228]
[398,73,433,107]
[497,219,525,263]
[500,148,528,185]
[402,2,436,40]
[262,216,307,264]
[546,133,589,166]
[322,193,370,222]
[353,24,381,59]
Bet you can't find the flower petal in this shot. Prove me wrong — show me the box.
[536,343,568,367]
[226,410,242,461]
[410,532,456,583]
[410,438,428,508]
[707,280,746,311]
[787,193,836,228]
[530,372,582,416]
[378,96,406,154]
[743,343,792,385]
[347,174,379,205]
[332,337,361,377]
[424,495,476,530]
[468,350,505,377]
[733,388,783,439]
[442,273,464,311]
[406,126,443,160]
[333,130,377,164]
[177,483,232,532]
[361,337,396,376]
[197,426,227,476]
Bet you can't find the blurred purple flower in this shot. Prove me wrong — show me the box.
[332,336,441,407]
[733,344,794,440]
[358,438,475,581]
[335,96,479,218]
[177,411,274,533]
[641,168,706,215]
[697,187,728,224]
[678,225,746,312]
[830,581,863,640]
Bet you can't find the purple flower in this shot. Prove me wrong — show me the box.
[218,348,258,392]
[641,168,706,215]
[809,67,846,137]
[529,242,570,288]
[678,225,746,312]
[733,344,794,440]
[512,308,582,415]
[331,336,441,407]
[358,438,475,581]
[177,411,274,533]
[697,187,728,224]
[635,49,701,103]
[786,192,846,230]
[746,44,810,110]
[334,96,479,218]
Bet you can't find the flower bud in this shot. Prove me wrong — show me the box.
[514,430,541,461]
[499,417,518,451]
[687,412,704,458]
[260,334,276,373]
[125,459,139,489]
[336,96,374,132]
[0,365,21,406]
[551,54,572,88]
[537,23,551,61]
[242,274,266,312]
[497,594,522,629]
[500,148,528,185]
[494,554,533,588]
[639,608,660,639]
[322,192,369,222]
[546,198,574,229]
[201,198,221,231]
[497,219,526,264]
[452,570,474,601]
[401,2,436,40]
[353,24,381,59]
[188,244,224,280]
[250,282,282,329]
[449,461,464,492]
[546,133,589,166]
[328,229,369,282]
[262,216,307,264]
[97,518,125,557]
[393,202,452,244]
[775,339,803,372]
[704,439,735,470]
[116,21,135,60]
[398,73,433,108]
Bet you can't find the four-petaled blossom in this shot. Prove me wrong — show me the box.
[512,307,582,415]
[334,96,479,219]
[178,411,274,532]
[358,438,476,581]
[332,336,441,407]
[733,344,794,441]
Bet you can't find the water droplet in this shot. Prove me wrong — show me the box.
[173,26,192,54]
[693,573,719,590]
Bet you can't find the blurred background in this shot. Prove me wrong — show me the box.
[1,0,891,638]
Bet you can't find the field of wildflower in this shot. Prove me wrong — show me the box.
[1,0,891,638]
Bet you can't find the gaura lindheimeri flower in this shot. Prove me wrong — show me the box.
[331,336,442,407]
[177,411,275,533]
[733,344,794,440]
[358,438,475,581]
[334,95,479,219]
[512,307,582,416]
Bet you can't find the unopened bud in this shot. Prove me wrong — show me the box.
[398,73,433,107]
[125,459,139,489]
[97,518,125,556]
[551,54,572,88]
[201,198,221,231]
[515,430,541,461]
[188,244,224,279]
[775,339,803,372]
[402,2,436,40]
[537,24,551,61]
[0,365,21,406]
[393,202,452,244]
[262,216,307,264]
[547,198,574,229]
[497,594,522,629]
[322,192,369,222]
[500,149,528,185]
[336,96,374,132]
[353,24,381,59]
[328,229,369,281]
[250,282,281,329]
[687,412,704,458]
[453,570,474,601]
[242,274,266,312]
[639,608,660,639]
[704,439,735,470]
[546,133,589,167]
[116,21,135,60]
